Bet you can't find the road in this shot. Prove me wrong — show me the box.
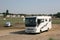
[0,24,60,40]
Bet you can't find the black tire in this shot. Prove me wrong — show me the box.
[45,28,49,32]
[40,30,43,33]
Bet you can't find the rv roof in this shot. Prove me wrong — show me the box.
[26,16,51,19]
[37,16,51,19]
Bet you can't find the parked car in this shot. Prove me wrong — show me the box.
[5,21,12,27]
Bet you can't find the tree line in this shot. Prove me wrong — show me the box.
[0,10,60,18]
[48,12,60,18]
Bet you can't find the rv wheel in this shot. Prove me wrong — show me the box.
[40,30,43,33]
[46,28,49,32]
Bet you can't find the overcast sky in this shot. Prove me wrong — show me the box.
[0,0,60,14]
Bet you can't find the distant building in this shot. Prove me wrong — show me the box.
[6,13,25,18]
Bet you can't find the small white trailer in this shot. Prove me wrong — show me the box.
[25,16,52,33]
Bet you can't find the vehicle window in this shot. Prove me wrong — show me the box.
[37,19,44,25]
[41,19,44,22]
[45,19,47,21]
[25,17,36,27]
[37,19,41,25]
[49,19,51,21]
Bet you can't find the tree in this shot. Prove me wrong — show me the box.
[3,10,9,18]
[56,12,60,18]
[48,14,53,16]
[53,12,60,18]
[6,10,9,15]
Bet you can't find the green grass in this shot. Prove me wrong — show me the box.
[52,18,60,24]
[0,17,24,26]
[0,17,60,27]
[49,38,54,40]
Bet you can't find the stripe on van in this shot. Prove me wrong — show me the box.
[40,23,48,29]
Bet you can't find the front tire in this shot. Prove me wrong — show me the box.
[45,28,49,32]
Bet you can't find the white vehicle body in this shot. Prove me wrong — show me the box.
[5,22,11,27]
[25,16,52,33]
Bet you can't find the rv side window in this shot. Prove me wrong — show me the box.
[49,19,51,21]
[41,19,44,22]
[37,19,44,25]
[45,19,47,21]
[37,19,41,25]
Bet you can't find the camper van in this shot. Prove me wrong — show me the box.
[25,16,52,33]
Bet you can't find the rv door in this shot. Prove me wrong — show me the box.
[37,19,44,26]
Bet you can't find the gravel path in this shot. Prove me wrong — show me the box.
[0,24,60,40]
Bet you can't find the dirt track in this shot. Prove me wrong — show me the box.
[0,24,60,40]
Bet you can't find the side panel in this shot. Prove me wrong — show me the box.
[48,22,52,29]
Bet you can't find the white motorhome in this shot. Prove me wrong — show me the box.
[25,16,52,33]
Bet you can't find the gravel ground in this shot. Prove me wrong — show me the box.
[0,24,60,40]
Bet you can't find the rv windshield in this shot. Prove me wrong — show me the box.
[25,17,36,27]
